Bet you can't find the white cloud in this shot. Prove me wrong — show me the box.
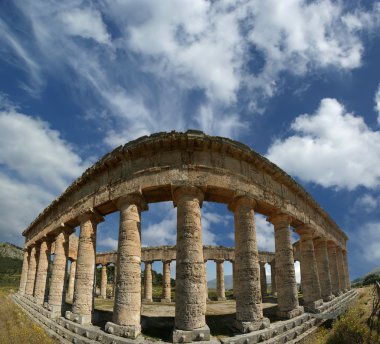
[354,194,378,212]
[97,237,118,251]
[357,222,380,262]
[375,84,380,124]
[267,98,380,190]
[255,213,275,252]
[59,8,111,44]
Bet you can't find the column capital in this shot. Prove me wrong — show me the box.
[294,225,316,240]
[228,195,256,212]
[267,212,292,226]
[172,185,204,206]
[162,259,172,264]
[313,237,328,247]
[115,193,148,212]
[214,259,224,264]
[144,260,153,265]
[77,209,104,225]
[259,261,266,267]
[327,240,338,249]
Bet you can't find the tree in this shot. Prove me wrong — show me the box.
[363,274,380,286]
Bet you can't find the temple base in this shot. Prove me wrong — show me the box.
[172,325,210,343]
[105,321,141,339]
[65,311,92,325]
[277,306,304,319]
[234,317,270,333]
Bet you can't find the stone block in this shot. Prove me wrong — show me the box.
[172,325,210,343]
[105,321,141,339]
[65,310,92,325]
[277,306,304,319]
[234,317,270,333]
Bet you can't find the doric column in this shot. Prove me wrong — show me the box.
[204,260,209,301]
[143,261,153,302]
[101,265,108,299]
[259,262,267,298]
[336,246,346,293]
[230,196,269,333]
[19,249,30,295]
[270,261,276,295]
[34,239,52,305]
[162,260,172,303]
[314,238,334,301]
[232,260,236,298]
[215,260,226,301]
[48,230,69,317]
[295,226,322,311]
[25,245,38,297]
[113,265,117,298]
[268,214,303,319]
[172,186,210,343]
[327,241,341,296]
[67,260,76,302]
[342,249,351,290]
[66,211,103,325]
[105,194,147,339]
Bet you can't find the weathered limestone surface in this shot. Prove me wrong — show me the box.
[296,227,322,311]
[70,212,103,324]
[144,261,153,302]
[204,261,209,301]
[269,214,303,319]
[336,247,346,293]
[327,242,341,296]
[342,250,351,290]
[101,265,107,299]
[314,238,334,302]
[231,197,269,333]
[173,186,209,342]
[34,240,51,304]
[25,245,38,296]
[162,260,171,303]
[19,249,30,295]
[259,262,267,298]
[106,195,146,339]
[48,231,69,317]
[270,261,276,294]
[216,260,226,301]
[67,260,76,301]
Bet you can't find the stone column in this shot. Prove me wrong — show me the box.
[268,214,303,319]
[342,249,351,290]
[34,240,51,305]
[25,245,38,297]
[295,226,322,311]
[48,231,69,317]
[232,260,236,298]
[66,212,103,325]
[143,261,153,302]
[270,261,276,295]
[101,264,108,299]
[336,246,346,293]
[105,194,147,339]
[204,260,209,301]
[327,241,341,296]
[162,260,172,303]
[314,238,334,302]
[215,260,226,301]
[230,196,269,333]
[19,249,30,295]
[172,186,210,343]
[67,260,76,302]
[113,265,117,298]
[259,262,267,298]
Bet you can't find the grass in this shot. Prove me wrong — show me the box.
[0,286,57,344]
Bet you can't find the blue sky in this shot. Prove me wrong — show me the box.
[1,0,380,282]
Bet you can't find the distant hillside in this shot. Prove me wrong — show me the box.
[368,266,380,276]
[207,274,272,289]
[0,242,23,287]
[0,242,23,260]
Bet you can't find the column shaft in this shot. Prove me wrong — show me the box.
[260,262,267,298]
[19,249,30,295]
[172,186,209,342]
[270,261,276,294]
[232,197,269,333]
[314,238,334,301]
[336,247,346,293]
[34,240,51,304]
[101,265,108,299]
[67,260,76,301]
[48,231,69,316]
[216,260,226,301]
[269,214,303,319]
[204,261,209,301]
[327,242,341,296]
[25,246,38,296]
[342,250,351,290]
[143,261,153,302]
[162,260,171,302]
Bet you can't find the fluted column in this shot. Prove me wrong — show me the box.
[230,196,269,333]
[336,246,346,293]
[215,260,226,301]
[162,260,172,303]
[101,265,108,299]
[259,262,267,298]
[314,238,334,301]
[113,265,117,298]
[105,194,146,339]
[34,240,51,305]
[327,241,341,296]
[204,260,209,301]
[232,260,236,298]
[270,261,276,295]
[172,186,210,343]
[67,260,76,302]
[268,214,303,319]
[48,231,69,317]
[66,212,103,325]
[143,261,153,302]
[25,245,38,297]
[19,249,30,295]
[342,249,351,290]
[295,226,322,311]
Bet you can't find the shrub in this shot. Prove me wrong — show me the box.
[363,274,380,286]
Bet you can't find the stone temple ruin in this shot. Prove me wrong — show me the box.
[13,131,356,343]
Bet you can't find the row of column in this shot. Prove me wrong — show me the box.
[18,186,350,343]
